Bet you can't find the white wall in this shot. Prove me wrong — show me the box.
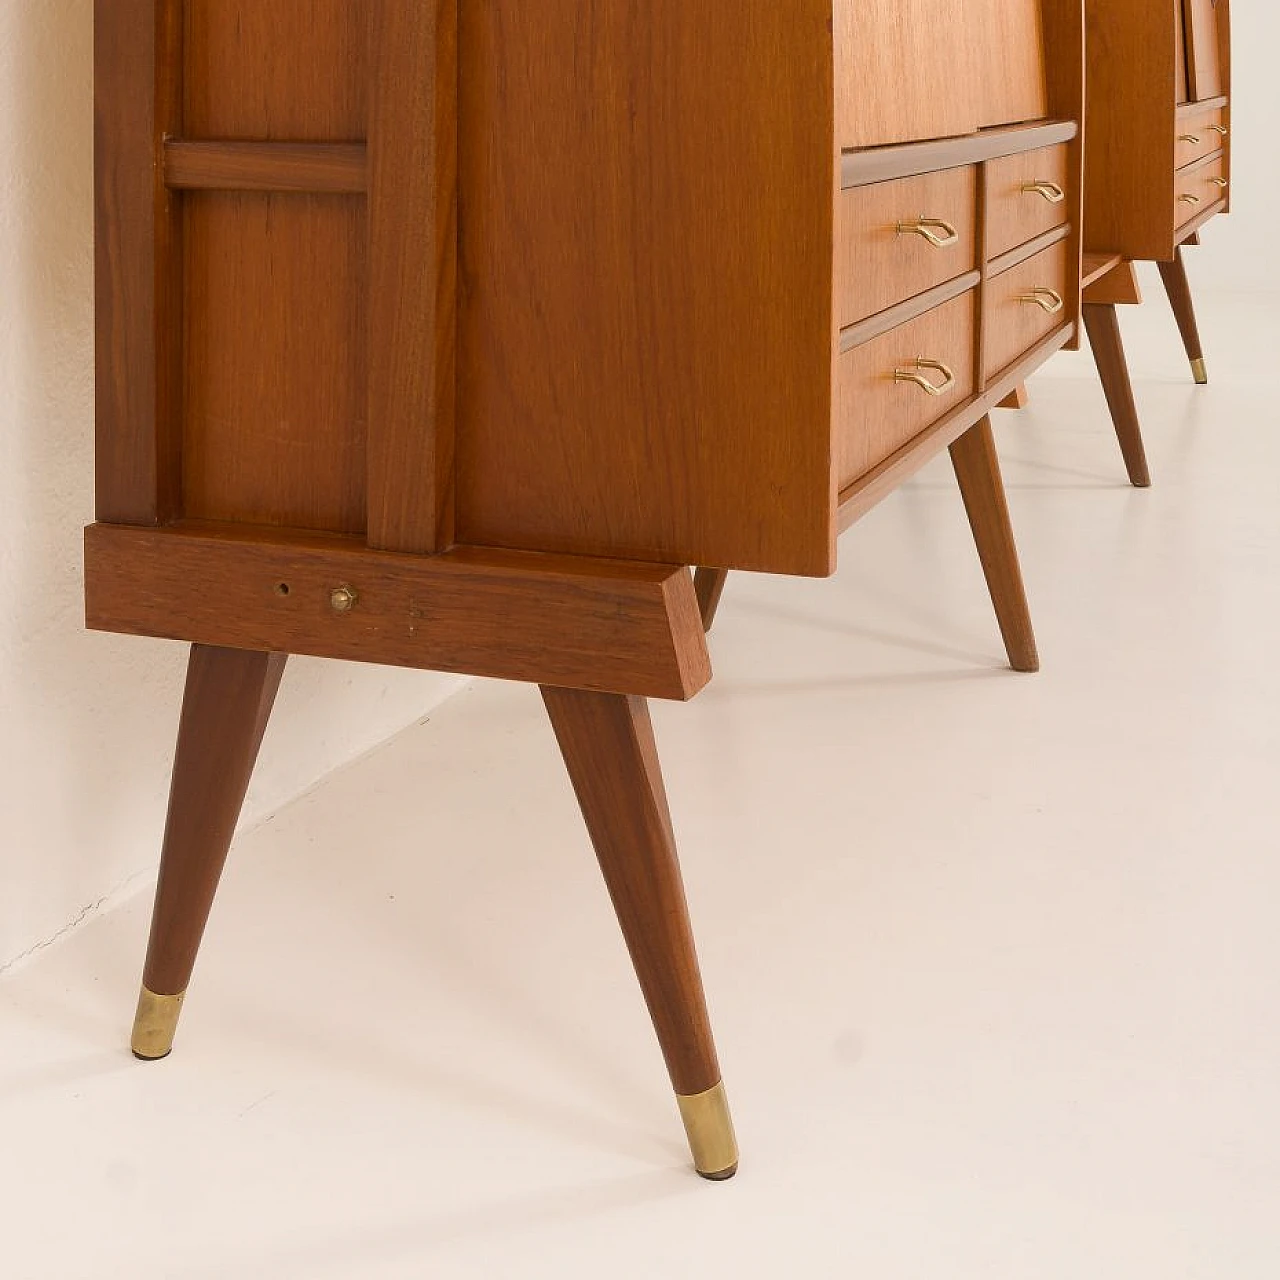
[0,0,465,972]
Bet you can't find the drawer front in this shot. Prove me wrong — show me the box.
[837,168,978,325]
[983,240,1070,380]
[1176,109,1228,170]
[836,291,976,489]
[985,144,1071,258]
[1176,156,1227,230]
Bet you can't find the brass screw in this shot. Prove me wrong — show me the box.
[330,585,358,614]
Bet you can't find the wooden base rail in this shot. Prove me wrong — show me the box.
[84,523,711,701]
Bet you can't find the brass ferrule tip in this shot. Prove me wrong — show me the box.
[676,1081,739,1181]
[1192,358,1208,385]
[131,987,186,1060]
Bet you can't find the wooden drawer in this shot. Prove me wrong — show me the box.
[1176,155,1227,229]
[985,144,1071,258]
[836,291,976,489]
[837,168,978,325]
[1176,108,1228,170]
[983,239,1070,380]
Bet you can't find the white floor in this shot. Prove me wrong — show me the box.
[4,286,1280,1279]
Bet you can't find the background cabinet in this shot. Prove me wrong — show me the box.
[1083,0,1231,265]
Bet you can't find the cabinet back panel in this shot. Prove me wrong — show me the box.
[184,1,368,140]
[182,194,368,534]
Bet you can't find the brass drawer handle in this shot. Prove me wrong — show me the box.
[894,357,956,397]
[1017,286,1065,315]
[1179,193,1202,205]
[1208,177,1229,189]
[1021,180,1065,204]
[896,217,959,248]
[1207,124,1229,137]
[1178,133,1202,145]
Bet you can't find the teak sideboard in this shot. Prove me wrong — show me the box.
[88,0,1085,1179]
[1083,0,1232,391]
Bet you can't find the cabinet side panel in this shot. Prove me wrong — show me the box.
[1182,0,1224,100]
[94,0,183,524]
[184,0,367,140]
[457,2,835,577]
[1083,0,1176,260]
[182,195,368,534]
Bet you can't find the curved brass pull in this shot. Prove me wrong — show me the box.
[1017,287,1065,315]
[1207,124,1229,137]
[1021,180,1066,204]
[1179,193,1202,205]
[896,217,960,248]
[1208,177,1229,189]
[894,357,956,397]
[1178,133,1202,145]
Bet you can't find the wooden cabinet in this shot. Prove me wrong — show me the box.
[1083,0,1231,264]
[89,0,1082,1182]
[1081,0,1231,394]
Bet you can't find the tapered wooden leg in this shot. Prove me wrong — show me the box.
[693,568,729,633]
[541,686,737,1180]
[1158,245,1208,384]
[997,383,1030,411]
[131,644,288,1060]
[1083,303,1152,488]
[948,417,1040,673]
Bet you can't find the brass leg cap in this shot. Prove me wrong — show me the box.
[1191,358,1208,385]
[131,987,186,1061]
[676,1081,739,1181]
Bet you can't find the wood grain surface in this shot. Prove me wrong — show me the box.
[837,291,977,489]
[141,645,288,997]
[183,0,367,140]
[1182,0,1224,100]
[693,569,730,634]
[164,141,368,193]
[181,193,368,534]
[1083,0,1179,262]
[1158,245,1207,369]
[541,688,723,1098]
[94,0,183,524]
[85,524,712,700]
[366,0,457,554]
[948,418,1040,673]
[837,167,978,326]
[1083,304,1152,488]
[984,239,1071,380]
[457,1,836,577]
[985,145,1071,260]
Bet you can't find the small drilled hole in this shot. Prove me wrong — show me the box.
[275,583,290,597]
